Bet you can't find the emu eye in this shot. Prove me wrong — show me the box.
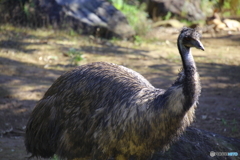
[184,37,191,40]
[183,36,193,44]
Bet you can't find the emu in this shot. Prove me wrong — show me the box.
[25,27,204,160]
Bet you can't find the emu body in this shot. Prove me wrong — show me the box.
[25,28,204,160]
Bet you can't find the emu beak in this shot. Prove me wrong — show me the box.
[195,39,205,51]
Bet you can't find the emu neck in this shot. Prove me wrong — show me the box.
[178,42,200,112]
[178,44,196,71]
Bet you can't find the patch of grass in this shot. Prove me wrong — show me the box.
[231,119,238,133]
[134,35,143,45]
[163,12,172,20]
[221,118,239,134]
[51,155,59,160]
[69,29,78,37]
[221,118,227,125]
[66,48,84,65]
[110,37,121,43]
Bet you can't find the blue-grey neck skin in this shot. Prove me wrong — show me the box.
[177,36,196,71]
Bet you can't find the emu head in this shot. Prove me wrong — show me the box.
[180,27,205,51]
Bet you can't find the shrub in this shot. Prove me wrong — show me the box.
[0,0,43,27]
[109,0,151,36]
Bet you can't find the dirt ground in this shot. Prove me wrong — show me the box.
[0,25,239,159]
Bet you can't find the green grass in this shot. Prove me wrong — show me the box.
[221,118,227,125]
[66,48,84,65]
[51,155,59,160]
[221,118,239,133]
[231,119,238,133]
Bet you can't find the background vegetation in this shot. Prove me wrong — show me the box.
[0,0,239,37]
